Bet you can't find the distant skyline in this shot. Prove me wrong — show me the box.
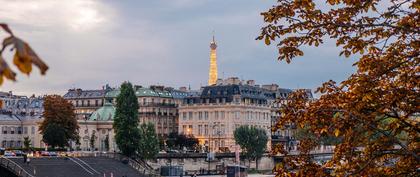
[0,0,356,96]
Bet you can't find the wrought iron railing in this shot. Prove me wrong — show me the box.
[74,152,159,177]
[0,157,34,177]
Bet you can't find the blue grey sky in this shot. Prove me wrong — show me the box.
[0,0,356,96]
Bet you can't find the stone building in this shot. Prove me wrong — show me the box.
[63,86,111,120]
[0,93,45,149]
[262,84,313,150]
[179,78,273,152]
[75,99,117,151]
[105,85,187,138]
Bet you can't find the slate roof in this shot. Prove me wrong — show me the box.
[63,89,106,99]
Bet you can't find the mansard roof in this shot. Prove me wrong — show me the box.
[63,89,106,99]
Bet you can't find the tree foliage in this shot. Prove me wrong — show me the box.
[40,95,79,148]
[294,126,341,146]
[166,132,199,150]
[0,23,48,85]
[258,0,419,176]
[113,82,141,157]
[90,131,97,150]
[138,123,159,160]
[23,137,31,151]
[234,125,268,170]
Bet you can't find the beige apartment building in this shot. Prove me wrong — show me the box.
[178,78,272,152]
[0,93,45,149]
[105,85,187,138]
[63,86,111,120]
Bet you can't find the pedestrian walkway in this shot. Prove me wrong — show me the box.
[9,157,145,177]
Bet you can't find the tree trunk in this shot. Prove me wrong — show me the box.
[256,158,259,171]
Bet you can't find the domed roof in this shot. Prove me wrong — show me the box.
[89,102,115,121]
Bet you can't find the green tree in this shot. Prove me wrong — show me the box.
[234,126,268,170]
[40,95,79,148]
[185,135,199,150]
[166,132,177,149]
[138,123,159,160]
[90,131,96,151]
[113,82,141,157]
[23,137,31,152]
[295,126,341,146]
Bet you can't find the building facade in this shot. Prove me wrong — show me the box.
[105,85,187,138]
[0,93,45,149]
[75,99,117,152]
[63,86,111,120]
[179,78,273,152]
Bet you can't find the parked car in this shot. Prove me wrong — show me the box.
[48,152,58,156]
[166,149,180,153]
[0,148,5,156]
[13,150,25,156]
[41,151,50,156]
[4,151,16,157]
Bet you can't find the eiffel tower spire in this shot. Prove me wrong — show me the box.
[208,32,218,85]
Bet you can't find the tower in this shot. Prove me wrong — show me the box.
[208,34,218,85]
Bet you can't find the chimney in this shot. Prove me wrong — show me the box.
[246,80,255,86]
[134,85,142,90]
[179,87,187,92]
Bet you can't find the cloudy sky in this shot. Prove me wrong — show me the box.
[0,0,356,96]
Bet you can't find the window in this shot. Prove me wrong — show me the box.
[95,100,99,106]
[10,127,15,134]
[198,112,203,120]
[198,125,202,135]
[182,112,187,120]
[215,111,219,120]
[87,100,91,106]
[188,125,193,135]
[23,127,28,134]
[17,127,22,134]
[235,111,240,119]
[31,127,35,134]
[204,125,209,135]
[182,125,187,133]
[2,126,7,134]
[204,111,209,120]
[220,124,225,135]
[189,112,193,120]
[220,111,225,119]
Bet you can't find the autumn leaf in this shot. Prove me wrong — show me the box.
[265,36,271,45]
[0,23,13,35]
[334,129,340,137]
[0,23,49,85]
[0,55,16,83]
[259,0,419,176]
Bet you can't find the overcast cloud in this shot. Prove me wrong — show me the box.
[0,0,356,96]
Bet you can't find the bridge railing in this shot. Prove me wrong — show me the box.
[72,152,159,177]
[0,157,35,177]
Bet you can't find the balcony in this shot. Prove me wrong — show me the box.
[139,102,176,108]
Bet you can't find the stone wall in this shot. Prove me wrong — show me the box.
[149,153,274,173]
